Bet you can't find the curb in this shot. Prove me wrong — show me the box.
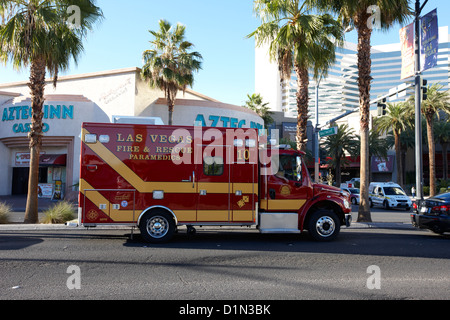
[0,224,134,231]
[348,222,415,230]
[0,222,415,232]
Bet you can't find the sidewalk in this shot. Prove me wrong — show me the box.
[0,195,57,212]
[0,195,84,230]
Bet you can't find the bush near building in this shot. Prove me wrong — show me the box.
[41,201,76,224]
[0,202,11,224]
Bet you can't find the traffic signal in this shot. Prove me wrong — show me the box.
[421,78,428,101]
[377,98,387,116]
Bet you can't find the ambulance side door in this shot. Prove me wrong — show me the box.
[195,144,231,222]
[230,146,257,223]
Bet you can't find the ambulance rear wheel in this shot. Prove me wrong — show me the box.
[139,210,175,243]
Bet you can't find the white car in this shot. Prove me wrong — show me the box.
[369,182,412,211]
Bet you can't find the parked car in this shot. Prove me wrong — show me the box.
[411,192,450,234]
[369,182,412,210]
[340,178,360,189]
[342,187,360,205]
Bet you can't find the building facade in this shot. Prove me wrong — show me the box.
[0,67,263,199]
[257,26,449,125]
[255,26,450,183]
[371,26,449,102]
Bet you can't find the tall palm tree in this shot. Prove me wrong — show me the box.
[407,83,450,196]
[249,0,344,152]
[369,129,392,161]
[141,19,202,126]
[399,125,415,185]
[0,2,17,24]
[0,0,103,224]
[374,102,411,188]
[357,129,392,181]
[321,124,359,186]
[434,119,450,181]
[244,93,274,128]
[314,0,411,222]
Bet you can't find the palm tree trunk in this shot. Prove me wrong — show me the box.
[442,143,448,180]
[426,115,436,196]
[335,156,342,187]
[24,57,46,224]
[295,63,309,152]
[166,86,176,126]
[168,104,174,125]
[400,142,407,186]
[358,130,371,222]
[356,12,372,223]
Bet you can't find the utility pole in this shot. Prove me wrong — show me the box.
[315,84,320,183]
[414,0,428,201]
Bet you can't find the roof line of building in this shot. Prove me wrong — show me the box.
[0,90,21,97]
[154,98,259,116]
[0,67,221,104]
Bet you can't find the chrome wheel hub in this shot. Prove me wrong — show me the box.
[315,216,335,237]
[147,216,169,238]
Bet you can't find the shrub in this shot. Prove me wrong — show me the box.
[0,202,12,224]
[439,187,449,194]
[437,179,449,192]
[41,201,76,224]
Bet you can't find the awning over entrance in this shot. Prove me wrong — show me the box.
[39,154,67,167]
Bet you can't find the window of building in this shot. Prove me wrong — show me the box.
[39,167,48,183]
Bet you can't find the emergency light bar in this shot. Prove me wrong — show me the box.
[234,139,256,147]
[99,135,110,143]
[84,134,97,143]
[84,134,110,144]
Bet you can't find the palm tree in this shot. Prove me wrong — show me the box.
[407,83,450,196]
[314,0,411,222]
[399,126,415,185]
[369,129,392,160]
[141,20,202,126]
[0,0,103,224]
[0,2,17,24]
[249,0,344,152]
[374,102,412,188]
[358,129,392,181]
[321,124,359,186]
[244,93,274,128]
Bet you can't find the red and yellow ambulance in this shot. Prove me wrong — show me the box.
[79,122,351,242]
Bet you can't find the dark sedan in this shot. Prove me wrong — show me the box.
[411,192,450,234]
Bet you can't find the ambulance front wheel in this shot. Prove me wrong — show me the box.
[139,210,175,243]
[307,210,340,242]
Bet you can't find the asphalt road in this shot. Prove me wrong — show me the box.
[1,215,449,301]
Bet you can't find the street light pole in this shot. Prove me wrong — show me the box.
[414,0,427,201]
[315,84,320,183]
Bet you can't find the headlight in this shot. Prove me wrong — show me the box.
[343,199,350,209]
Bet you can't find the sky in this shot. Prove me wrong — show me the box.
[0,0,449,106]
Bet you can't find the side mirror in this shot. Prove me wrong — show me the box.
[296,156,303,182]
